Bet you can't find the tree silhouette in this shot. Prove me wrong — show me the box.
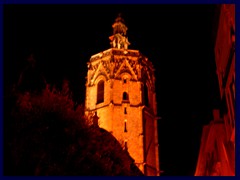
[4,84,143,176]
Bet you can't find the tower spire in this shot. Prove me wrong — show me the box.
[109,13,130,49]
[113,13,127,35]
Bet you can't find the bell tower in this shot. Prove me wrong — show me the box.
[85,14,160,176]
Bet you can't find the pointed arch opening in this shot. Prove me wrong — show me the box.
[123,92,129,101]
[97,80,104,104]
[124,121,127,132]
[143,83,149,107]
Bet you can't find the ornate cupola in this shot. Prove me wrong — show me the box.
[109,13,130,49]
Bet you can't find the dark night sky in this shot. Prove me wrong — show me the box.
[4,4,221,176]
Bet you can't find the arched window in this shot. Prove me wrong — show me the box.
[124,121,127,132]
[123,92,129,101]
[144,84,149,107]
[97,80,104,104]
[124,107,127,114]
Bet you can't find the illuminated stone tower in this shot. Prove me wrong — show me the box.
[85,14,160,176]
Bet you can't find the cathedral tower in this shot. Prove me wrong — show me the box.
[85,14,160,176]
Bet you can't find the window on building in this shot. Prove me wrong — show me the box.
[124,107,127,114]
[227,92,234,126]
[123,79,127,83]
[144,84,149,107]
[230,80,235,107]
[230,26,235,42]
[123,92,129,101]
[230,81,235,128]
[124,121,127,132]
[97,80,104,104]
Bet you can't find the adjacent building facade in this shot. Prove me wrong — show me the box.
[84,15,160,176]
[195,4,235,176]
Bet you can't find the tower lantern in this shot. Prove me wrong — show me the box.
[109,13,130,49]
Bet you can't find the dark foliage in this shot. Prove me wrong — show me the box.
[4,84,143,176]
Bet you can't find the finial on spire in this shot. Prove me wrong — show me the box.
[112,13,127,36]
[115,13,125,23]
[109,13,130,49]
